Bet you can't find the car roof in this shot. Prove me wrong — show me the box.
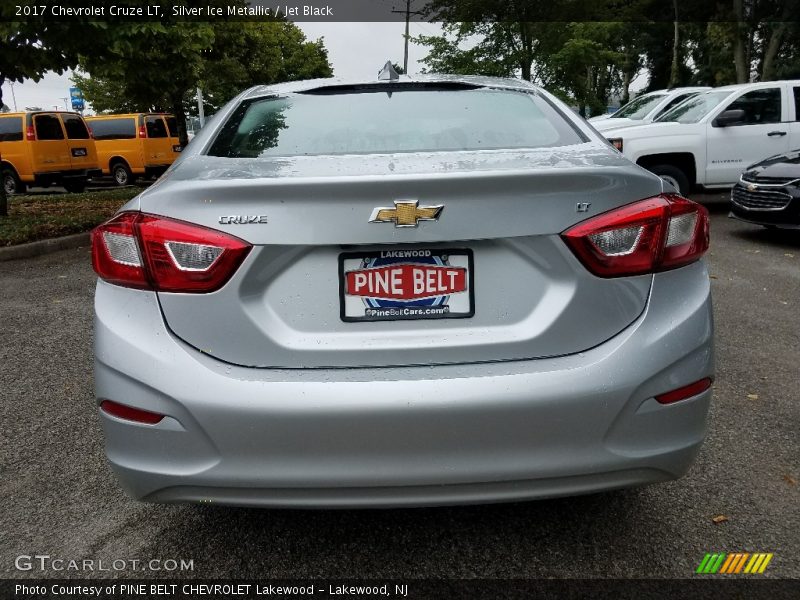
[712,79,800,92]
[243,73,539,99]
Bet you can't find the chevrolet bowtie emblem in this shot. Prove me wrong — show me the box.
[747,183,758,192]
[369,200,444,228]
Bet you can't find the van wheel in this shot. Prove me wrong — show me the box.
[649,164,690,195]
[62,180,86,194]
[111,162,135,186]
[2,168,25,195]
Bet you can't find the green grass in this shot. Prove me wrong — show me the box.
[0,187,140,247]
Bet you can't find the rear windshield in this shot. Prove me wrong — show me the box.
[208,89,585,158]
[34,114,64,140]
[61,114,90,139]
[165,116,178,137]
[145,116,168,138]
[90,118,136,140]
[0,116,23,142]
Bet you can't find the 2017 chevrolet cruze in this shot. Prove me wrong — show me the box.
[92,73,714,507]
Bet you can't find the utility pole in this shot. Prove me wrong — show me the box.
[9,81,17,111]
[196,87,205,127]
[391,0,423,73]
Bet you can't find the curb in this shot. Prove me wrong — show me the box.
[0,232,91,262]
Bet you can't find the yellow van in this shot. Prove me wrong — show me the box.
[0,111,101,194]
[86,114,182,186]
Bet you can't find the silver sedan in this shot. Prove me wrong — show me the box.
[92,73,714,507]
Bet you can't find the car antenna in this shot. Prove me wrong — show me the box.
[377,61,400,82]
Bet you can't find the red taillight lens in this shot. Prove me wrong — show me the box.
[26,125,36,141]
[561,194,709,277]
[91,212,149,289]
[91,212,251,293]
[138,124,147,138]
[655,378,713,404]
[100,400,164,425]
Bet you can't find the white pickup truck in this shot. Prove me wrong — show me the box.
[603,80,800,194]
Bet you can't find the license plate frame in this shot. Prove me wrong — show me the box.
[339,248,474,323]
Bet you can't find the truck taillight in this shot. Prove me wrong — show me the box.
[26,125,35,141]
[91,212,251,293]
[561,194,709,277]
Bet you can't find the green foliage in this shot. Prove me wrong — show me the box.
[415,0,800,111]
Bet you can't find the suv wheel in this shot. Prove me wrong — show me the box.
[649,164,690,195]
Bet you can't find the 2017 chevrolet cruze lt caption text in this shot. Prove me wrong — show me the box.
[92,74,714,507]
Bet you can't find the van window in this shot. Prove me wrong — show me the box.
[62,114,90,139]
[794,87,800,121]
[165,116,178,137]
[35,114,65,140]
[0,116,23,142]
[145,116,168,138]
[90,118,136,140]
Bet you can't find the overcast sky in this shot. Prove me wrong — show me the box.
[1,22,444,113]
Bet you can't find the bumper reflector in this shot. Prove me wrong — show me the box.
[655,378,713,404]
[100,400,165,425]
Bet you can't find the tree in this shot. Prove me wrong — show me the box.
[73,20,332,142]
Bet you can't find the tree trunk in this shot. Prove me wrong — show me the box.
[170,93,189,148]
[732,0,748,83]
[669,0,680,87]
[760,16,790,81]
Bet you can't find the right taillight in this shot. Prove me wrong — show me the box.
[138,124,147,138]
[561,194,709,277]
[91,212,251,293]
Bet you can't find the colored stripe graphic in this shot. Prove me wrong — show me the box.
[698,553,773,574]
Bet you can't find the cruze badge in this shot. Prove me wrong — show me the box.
[369,200,443,228]
[218,215,268,224]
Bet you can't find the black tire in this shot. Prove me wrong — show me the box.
[111,161,135,186]
[649,164,690,195]
[2,167,25,195]
[62,179,86,194]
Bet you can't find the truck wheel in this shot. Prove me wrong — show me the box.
[111,161,135,186]
[2,167,25,195]
[649,164,690,195]
[62,179,86,193]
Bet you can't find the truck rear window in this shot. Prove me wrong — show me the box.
[0,116,23,142]
[90,118,136,140]
[208,88,585,158]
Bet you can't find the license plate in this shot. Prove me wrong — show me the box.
[339,249,474,322]
[173,145,183,153]
[71,148,87,157]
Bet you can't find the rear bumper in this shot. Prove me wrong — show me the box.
[94,261,714,508]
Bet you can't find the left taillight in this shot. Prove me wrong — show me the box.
[561,194,709,278]
[91,212,251,293]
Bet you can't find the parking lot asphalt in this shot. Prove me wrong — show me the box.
[0,192,797,580]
